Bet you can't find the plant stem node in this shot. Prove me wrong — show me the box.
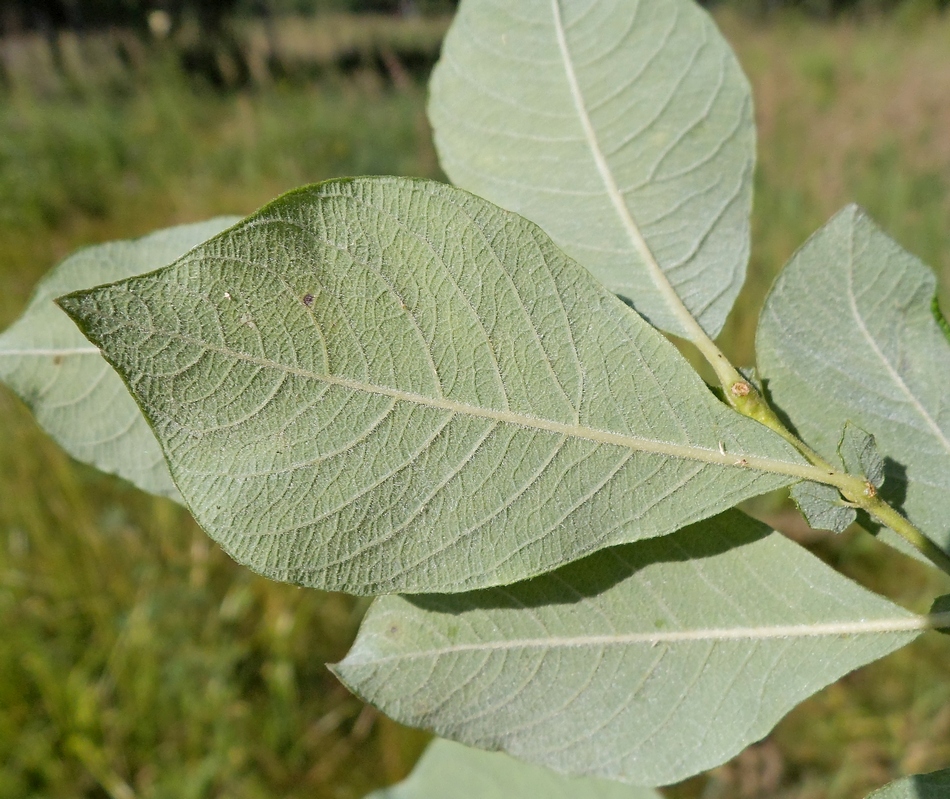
[730,381,751,397]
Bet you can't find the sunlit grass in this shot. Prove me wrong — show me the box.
[0,63,440,328]
[1,11,949,798]
[0,62,438,799]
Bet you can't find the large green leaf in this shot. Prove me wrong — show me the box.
[0,218,238,499]
[335,510,928,786]
[367,739,662,799]
[866,769,950,798]
[59,177,809,595]
[757,205,950,555]
[429,0,754,340]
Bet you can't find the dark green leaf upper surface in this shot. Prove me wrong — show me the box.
[0,218,238,499]
[931,594,950,624]
[757,205,950,556]
[59,178,804,594]
[866,769,950,798]
[336,510,921,786]
[366,739,661,799]
[429,0,755,340]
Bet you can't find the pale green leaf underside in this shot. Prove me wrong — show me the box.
[757,205,950,556]
[838,421,885,489]
[335,510,921,787]
[790,480,855,535]
[429,0,755,339]
[0,218,239,499]
[60,177,804,595]
[867,769,950,799]
[366,739,661,799]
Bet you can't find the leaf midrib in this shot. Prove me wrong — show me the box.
[344,610,948,666]
[550,0,706,341]
[0,346,101,357]
[550,0,657,276]
[109,318,826,482]
[845,220,950,456]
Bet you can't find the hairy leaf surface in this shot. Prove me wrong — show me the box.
[838,422,885,489]
[866,769,950,798]
[0,218,238,499]
[336,510,923,786]
[790,480,855,535]
[429,0,755,339]
[758,205,950,555]
[367,739,661,799]
[60,178,805,594]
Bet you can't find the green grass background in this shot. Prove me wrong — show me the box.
[1,11,949,798]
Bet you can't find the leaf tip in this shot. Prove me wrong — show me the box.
[53,288,111,352]
[54,288,90,319]
[325,659,356,691]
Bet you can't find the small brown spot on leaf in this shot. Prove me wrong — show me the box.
[52,355,63,366]
[303,293,314,307]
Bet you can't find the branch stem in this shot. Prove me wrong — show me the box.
[858,494,950,576]
[552,0,950,576]
[687,305,950,577]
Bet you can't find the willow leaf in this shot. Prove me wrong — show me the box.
[0,218,238,499]
[335,510,931,787]
[790,480,855,535]
[757,205,950,556]
[866,769,950,799]
[838,422,885,489]
[59,177,807,595]
[429,0,754,340]
[367,739,661,799]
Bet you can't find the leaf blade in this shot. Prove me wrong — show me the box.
[367,739,662,799]
[790,480,855,535]
[757,205,950,555]
[866,769,950,799]
[59,178,805,594]
[838,422,885,489]
[0,217,239,499]
[429,0,755,339]
[335,510,922,786]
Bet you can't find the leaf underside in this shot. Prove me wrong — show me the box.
[790,480,855,535]
[838,421,885,489]
[0,217,239,499]
[429,0,755,340]
[366,739,662,799]
[59,177,802,595]
[757,205,950,557]
[335,509,919,786]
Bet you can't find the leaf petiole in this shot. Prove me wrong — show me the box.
[704,333,950,576]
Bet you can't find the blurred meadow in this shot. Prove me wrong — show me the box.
[1,6,949,798]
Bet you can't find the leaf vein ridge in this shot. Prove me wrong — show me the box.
[845,216,950,455]
[357,613,933,665]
